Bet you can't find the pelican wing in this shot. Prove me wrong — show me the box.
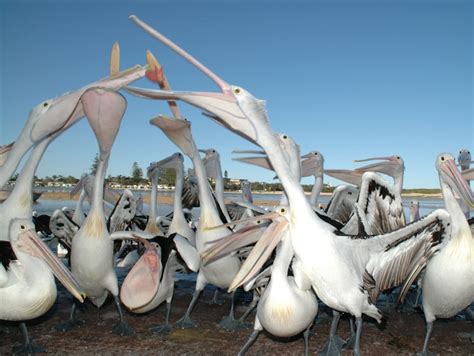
[107,189,137,233]
[49,209,79,249]
[182,176,200,209]
[361,210,450,303]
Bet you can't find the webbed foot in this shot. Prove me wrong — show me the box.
[12,342,45,355]
[112,322,134,336]
[174,315,197,329]
[218,315,251,331]
[318,335,344,356]
[149,324,172,335]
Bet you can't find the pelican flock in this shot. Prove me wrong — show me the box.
[0,14,472,355]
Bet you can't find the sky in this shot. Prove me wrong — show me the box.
[1,0,472,188]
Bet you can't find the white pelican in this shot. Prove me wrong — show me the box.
[149,115,242,330]
[0,52,145,189]
[125,18,464,354]
[61,88,133,335]
[417,153,474,354]
[458,148,472,218]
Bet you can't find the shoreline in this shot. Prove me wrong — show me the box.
[37,190,443,207]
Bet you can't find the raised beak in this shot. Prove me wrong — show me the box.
[148,153,179,173]
[17,229,85,302]
[324,169,363,186]
[150,115,196,157]
[440,159,474,208]
[353,156,402,178]
[120,237,161,311]
[127,15,258,144]
[201,223,269,265]
[228,217,289,292]
[81,88,127,160]
[232,151,273,171]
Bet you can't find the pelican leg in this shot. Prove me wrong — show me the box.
[55,301,83,331]
[174,289,201,329]
[419,321,434,356]
[150,302,172,335]
[318,310,344,356]
[112,295,134,336]
[238,292,259,323]
[12,322,45,354]
[353,317,363,356]
[238,329,261,356]
[342,317,356,350]
[206,289,223,305]
[303,325,312,356]
[219,291,248,331]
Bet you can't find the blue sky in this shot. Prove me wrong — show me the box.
[1,0,472,188]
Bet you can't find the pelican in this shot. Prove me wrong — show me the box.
[417,153,474,355]
[458,148,472,218]
[0,118,84,353]
[148,115,242,330]
[60,88,133,335]
[125,18,463,354]
[148,153,196,244]
[301,151,325,209]
[0,44,145,189]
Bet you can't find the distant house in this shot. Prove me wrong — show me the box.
[228,178,241,185]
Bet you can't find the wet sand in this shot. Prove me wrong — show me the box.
[1,275,472,355]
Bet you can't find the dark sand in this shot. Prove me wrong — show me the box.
[1,273,472,355]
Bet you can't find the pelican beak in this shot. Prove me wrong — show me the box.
[201,222,269,265]
[0,142,14,166]
[148,153,180,173]
[150,115,196,157]
[81,88,127,160]
[228,217,289,292]
[17,229,85,302]
[127,15,258,145]
[440,159,474,208]
[232,151,273,171]
[324,169,363,186]
[120,237,161,311]
[462,168,474,181]
[353,156,401,177]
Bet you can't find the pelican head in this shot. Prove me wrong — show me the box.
[150,115,196,157]
[127,16,275,148]
[9,218,85,303]
[436,153,473,208]
[301,151,324,178]
[353,155,404,180]
[148,152,184,174]
[457,149,472,170]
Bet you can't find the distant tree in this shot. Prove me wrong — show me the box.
[131,162,143,184]
[159,168,176,186]
[90,154,99,175]
[224,170,228,179]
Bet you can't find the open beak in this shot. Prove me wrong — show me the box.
[81,88,127,161]
[17,229,85,302]
[440,159,474,208]
[120,237,161,311]
[228,217,289,292]
[150,115,196,157]
[127,15,258,144]
[324,169,363,186]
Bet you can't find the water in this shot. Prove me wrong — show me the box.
[32,192,447,219]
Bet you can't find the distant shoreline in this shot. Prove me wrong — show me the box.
[38,190,442,207]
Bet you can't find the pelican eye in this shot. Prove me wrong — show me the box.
[234,88,241,94]
[43,102,49,108]
[282,135,288,140]
[280,208,286,213]
[314,152,318,155]
[257,220,261,224]
[441,156,445,161]
[20,224,26,230]
[396,156,400,160]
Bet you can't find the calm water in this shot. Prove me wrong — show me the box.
[33,192,448,220]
